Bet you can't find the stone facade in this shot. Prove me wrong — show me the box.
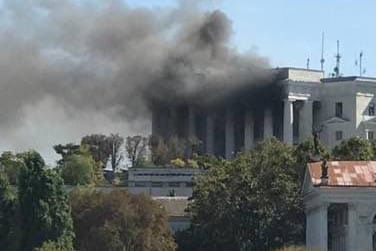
[152,67,376,158]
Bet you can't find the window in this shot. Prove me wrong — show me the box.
[368,131,374,140]
[135,182,148,187]
[335,102,343,117]
[369,103,375,116]
[335,131,343,141]
[151,182,163,187]
[168,182,180,188]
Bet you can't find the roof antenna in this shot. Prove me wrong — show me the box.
[320,32,325,73]
[359,51,364,76]
[333,40,341,77]
[306,57,310,70]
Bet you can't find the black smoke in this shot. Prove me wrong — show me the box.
[0,0,277,161]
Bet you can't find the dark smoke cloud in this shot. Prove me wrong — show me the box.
[0,0,272,162]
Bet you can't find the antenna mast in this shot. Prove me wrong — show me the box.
[359,51,363,76]
[320,32,325,72]
[307,57,310,70]
[334,40,341,77]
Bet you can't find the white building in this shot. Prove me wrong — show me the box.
[153,67,376,158]
[303,160,376,251]
[126,167,204,197]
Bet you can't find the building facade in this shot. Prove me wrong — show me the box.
[126,167,204,197]
[303,161,376,251]
[152,67,376,158]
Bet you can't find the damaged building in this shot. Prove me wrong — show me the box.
[152,67,376,158]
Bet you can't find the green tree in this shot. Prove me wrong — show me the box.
[53,144,81,167]
[70,189,176,251]
[18,151,74,251]
[179,138,304,251]
[0,172,17,250]
[332,137,374,160]
[0,151,25,185]
[61,153,97,186]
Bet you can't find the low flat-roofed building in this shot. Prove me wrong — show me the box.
[127,167,204,197]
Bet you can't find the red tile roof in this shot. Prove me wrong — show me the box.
[307,161,376,187]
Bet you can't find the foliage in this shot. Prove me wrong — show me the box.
[18,151,74,251]
[178,138,304,251]
[81,134,111,166]
[170,158,186,168]
[186,159,199,168]
[53,144,81,166]
[0,172,17,250]
[35,240,73,251]
[274,246,307,251]
[150,136,188,165]
[70,189,176,251]
[0,151,25,185]
[332,137,374,160]
[81,134,124,171]
[294,137,330,180]
[61,153,97,186]
[126,135,148,167]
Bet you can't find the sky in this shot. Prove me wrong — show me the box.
[126,0,376,77]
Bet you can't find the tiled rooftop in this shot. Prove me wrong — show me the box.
[307,161,376,187]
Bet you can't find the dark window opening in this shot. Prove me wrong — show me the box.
[369,103,375,116]
[335,131,343,141]
[368,131,374,140]
[335,102,343,117]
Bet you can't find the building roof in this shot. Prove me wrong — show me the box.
[321,76,376,83]
[307,161,376,187]
[153,196,189,217]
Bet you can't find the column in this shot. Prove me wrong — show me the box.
[300,100,313,142]
[206,113,214,155]
[244,110,254,151]
[225,108,235,159]
[283,99,294,144]
[347,203,358,251]
[264,107,273,139]
[188,106,196,139]
[306,204,328,251]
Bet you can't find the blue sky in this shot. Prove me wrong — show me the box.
[126,0,376,77]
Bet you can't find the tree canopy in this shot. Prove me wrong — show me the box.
[18,151,74,251]
[177,138,304,251]
[332,137,374,160]
[70,189,176,251]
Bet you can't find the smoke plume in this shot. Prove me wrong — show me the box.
[0,0,273,162]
